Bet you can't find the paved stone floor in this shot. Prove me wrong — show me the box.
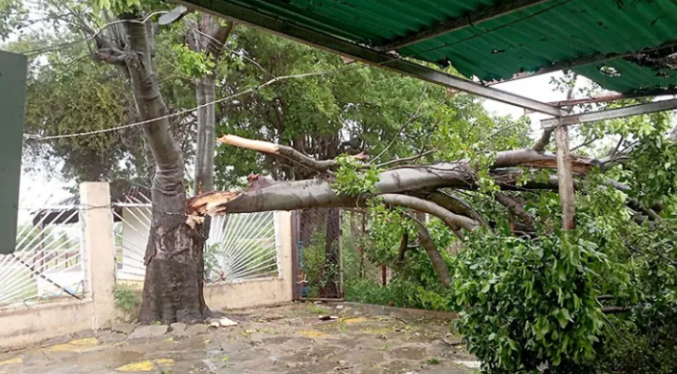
[0,302,477,374]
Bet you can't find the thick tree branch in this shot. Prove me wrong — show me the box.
[92,46,128,65]
[534,76,577,153]
[220,134,597,177]
[123,14,184,197]
[602,306,632,314]
[380,194,479,231]
[415,190,485,226]
[397,229,410,261]
[376,150,435,168]
[191,135,637,234]
[494,192,535,232]
[206,20,234,59]
[533,127,554,153]
[190,179,478,230]
[218,135,341,173]
[191,149,614,221]
[405,214,452,287]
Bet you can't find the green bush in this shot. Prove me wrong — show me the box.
[600,309,677,374]
[113,284,140,320]
[345,277,452,311]
[452,232,606,374]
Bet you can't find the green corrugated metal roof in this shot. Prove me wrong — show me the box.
[191,0,677,94]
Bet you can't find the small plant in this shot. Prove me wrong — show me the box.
[307,303,327,315]
[112,284,140,320]
[204,243,221,282]
[426,358,440,365]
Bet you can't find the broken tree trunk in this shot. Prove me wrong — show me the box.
[120,14,209,324]
[186,133,641,288]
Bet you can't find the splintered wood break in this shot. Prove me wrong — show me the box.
[523,158,595,174]
[188,191,240,216]
[218,135,279,154]
[185,215,204,229]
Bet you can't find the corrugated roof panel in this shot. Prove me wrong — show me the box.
[574,60,677,94]
[401,0,677,80]
[194,0,677,94]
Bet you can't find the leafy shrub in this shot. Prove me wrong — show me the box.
[345,277,451,311]
[452,232,607,373]
[597,221,677,374]
[113,283,140,321]
[600,309,677,374]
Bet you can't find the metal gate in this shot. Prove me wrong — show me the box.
[293,208,344,300]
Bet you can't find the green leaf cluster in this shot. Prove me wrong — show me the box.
[332,155,380,196]
[452,232,607,373]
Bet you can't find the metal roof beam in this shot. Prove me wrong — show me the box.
[541,98,677,129]
[548,88,677,107]
[174,0,567,117]
[377,0,552,51]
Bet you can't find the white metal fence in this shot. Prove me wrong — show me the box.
[113,194,153,283]
[0,192,85,307]
[206,212,282,283]
[112,195,282,285]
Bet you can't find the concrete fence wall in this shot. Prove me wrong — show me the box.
[0,183,294,351]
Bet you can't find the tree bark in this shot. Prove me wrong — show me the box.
[120,14,208,324]
[407,214,452,287]
[321,208,341,297]
[193,78,207,192]
[193,76,217,193]
[191,17,233,194]
[494,192,535,232]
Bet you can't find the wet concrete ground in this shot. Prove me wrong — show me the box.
[0,302,477,374]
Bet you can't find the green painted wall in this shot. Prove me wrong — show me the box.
[0,50,27,254]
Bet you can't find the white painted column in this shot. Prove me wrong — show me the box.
[81,182,117,329]
[276,211,294,301]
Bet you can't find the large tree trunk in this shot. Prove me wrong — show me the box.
[190,15,233,194]
[193,76,217,193]
[120,14,209,324]
[321,208,341,297]
[319,137,341,297]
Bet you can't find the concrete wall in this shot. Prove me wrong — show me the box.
[0,183,113,350]
[0,185,294,351]
[0,299,95,349]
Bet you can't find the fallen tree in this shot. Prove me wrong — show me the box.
[189,133,641,228]
[186,131,659,289]
[190,118,677,374]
